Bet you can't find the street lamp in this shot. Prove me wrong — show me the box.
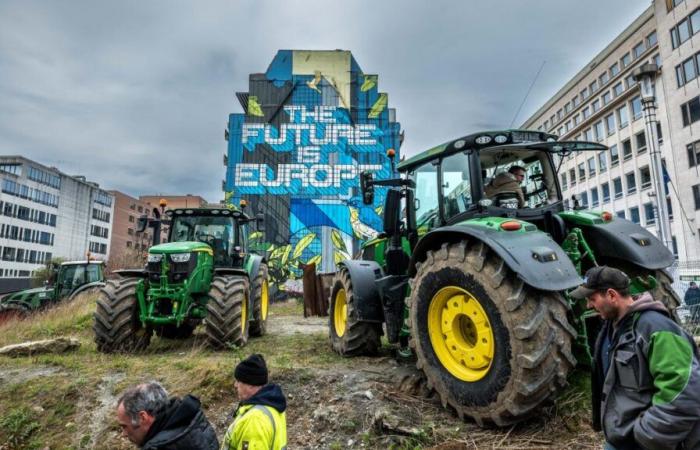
[632,63,673,252]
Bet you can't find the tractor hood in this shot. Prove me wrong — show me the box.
[149,241,213,254]
[2,286,53,303]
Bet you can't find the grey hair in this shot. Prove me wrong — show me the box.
[117,381,169,426]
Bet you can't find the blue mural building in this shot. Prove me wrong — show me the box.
[225,50,402,278]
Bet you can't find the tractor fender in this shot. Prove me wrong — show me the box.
[338,260,385,323]
[572,218,674,270]
[68,281,105,299]
[246,254,265,281]
[409,224,582,291]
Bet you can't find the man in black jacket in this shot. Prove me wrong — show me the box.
[116,381,219,450]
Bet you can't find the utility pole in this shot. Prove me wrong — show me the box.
[633,64,673,252]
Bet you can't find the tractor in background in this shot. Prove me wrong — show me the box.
[93,203,268,352]
[329,129,679,426]
[0,260,105,324]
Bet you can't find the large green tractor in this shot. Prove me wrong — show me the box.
[93,206,269,352]
[329,129,679,426]
[0,260,105,324]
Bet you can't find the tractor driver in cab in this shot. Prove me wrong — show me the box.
[484,165,526,208]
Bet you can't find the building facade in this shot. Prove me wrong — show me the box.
[225,50,402,277]
[108,191,153,262]
[0,156,114,284]
[522,0,700,280]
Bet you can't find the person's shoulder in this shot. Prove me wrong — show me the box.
[635,309,682,335]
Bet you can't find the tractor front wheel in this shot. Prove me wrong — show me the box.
[409,241,576,426]
[205,276,249,349]
[249,263,269,337]
[329,268,381,356]
[93,278,151,353]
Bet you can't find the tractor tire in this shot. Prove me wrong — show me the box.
[155,321,198,339]
[329,268,381,356]
[205,276,249,349]
[249,263,269,337]
[409,241,577,426]
[0,303,30,326]
[93,278,151,353]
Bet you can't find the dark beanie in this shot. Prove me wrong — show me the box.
[234,354,268,386]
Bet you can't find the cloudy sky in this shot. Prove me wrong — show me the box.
[0,1,649,202]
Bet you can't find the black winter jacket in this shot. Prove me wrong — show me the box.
[141,394,219,450]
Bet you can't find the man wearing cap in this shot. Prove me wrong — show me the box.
[571,266,700,450]
[221,354,287,450]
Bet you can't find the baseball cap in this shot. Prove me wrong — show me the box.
[569,266,630,299]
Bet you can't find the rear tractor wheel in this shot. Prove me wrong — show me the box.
[249,263,269,337]
[205,276,249,349]
[93,278,152,353]
[409,241,576,426]
[329,268,381,356]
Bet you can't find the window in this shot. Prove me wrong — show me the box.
[591,187,599,207]
[128,228,134,236]
[578,162,586,181]
[633,42,646,59]
[572,96,580,108]
[688,139,700,167]
[626,172,637,194]
[640,166,652,189]
[671,18,691,49]
[0,164,22,176]
[631,96,642,119]
[600,72,610,86]
[694,184,700,210]
[618,105,629,128]
[565,120,572,132]
[681,96,700,127]
[581,192,589,207]
[598,152,608,172]
[95,191,112,207]
[616,210,626,219]
[584,128,594,141]
[561,173,568,190]
[677,56,698,87]
[629,206,640,224]
[27,166,61,189]
[592,99,601,112]
[582,106,591,119]
[644,203,656,225]
[564,102,572,113]
[613,82,624,97]
[573,114,581,126]
[581,88,590,100]
[440,152,472,220]
[668,197,674,220]
[647,31,657,47]
[557,109,563,120]
[621,53,631,68]
[137,205,143,213]
[636,132,647,154]
[594,121,604,141]
[558,126,564,137]
[610,62,620,77]
[654,53,662,68]
[602,91,612,105]
[625,74,637,89]
[610,144,620,166]
[544,119,550,130]
[605,113,616,135]
[692,8,700,34]
[128,215,135,223]
[602,182,611,202]
[622,139,633,160]
[569,168,577,186]
[588,157,596,176]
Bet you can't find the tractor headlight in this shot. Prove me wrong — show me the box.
[170,253,191,263]
[147,253,163,263]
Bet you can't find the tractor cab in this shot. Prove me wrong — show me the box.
[56,261,104,297]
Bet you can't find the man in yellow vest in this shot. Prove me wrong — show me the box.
[221,354,287,450]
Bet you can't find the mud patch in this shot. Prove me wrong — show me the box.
[73,372,126,450]
[0,366,64,385]
[267,314,327,336]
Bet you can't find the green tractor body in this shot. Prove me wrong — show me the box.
[329,129,679,426]
[94,206,269,352]
[0,261,105,323]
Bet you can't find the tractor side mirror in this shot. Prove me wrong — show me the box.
[383,189,402,235]
[255,213,265,233]
[360,171,374,205]
[136,215,148,233]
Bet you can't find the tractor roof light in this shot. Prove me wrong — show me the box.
[602,211,613,222]
[239,199,247,209]
[494,134,508,144]
[387,148,396,158]
[159,198,167,208]
[501,221,522,231]
[475,135,492,145]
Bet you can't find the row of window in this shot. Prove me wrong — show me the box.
[675,49,700,87]
[694,184,700,210]
[92,208,111,223]
[566,166,653,199]
[540,32,657,132]
[2,179,59,208]
[95,191,113,207]
[0,223,55,246]
[681,95,700,127]
[0,246,52,264]
[89,241,107,255]
[0,269,32,278]
[666,0,685,12]
[688,139,700,168]
[90,224,109,239]
[670,8,700,49]
[0,164,21,176]
[27,166,61,190]
[0,201,57,227]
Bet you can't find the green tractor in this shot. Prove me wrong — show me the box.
[93,206,269,352]
[329,129,679,426]
[0,260,105,324]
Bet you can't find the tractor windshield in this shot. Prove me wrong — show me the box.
[442,152,472,218]
[410,162,440,229]
[171,215,237,263]
[58,264,101,296]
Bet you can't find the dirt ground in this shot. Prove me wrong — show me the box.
[0,298,604,450]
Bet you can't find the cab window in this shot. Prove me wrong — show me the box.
[410,162,439,229]
[441,152,472,220]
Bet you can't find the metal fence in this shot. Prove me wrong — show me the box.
[666,260,700,336]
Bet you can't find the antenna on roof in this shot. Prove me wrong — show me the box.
[509,60,546,128]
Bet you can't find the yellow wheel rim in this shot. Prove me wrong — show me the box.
[428,286,495,382]
[334,289,348,337]
[242,294,247,335]
[261,280,269,320]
